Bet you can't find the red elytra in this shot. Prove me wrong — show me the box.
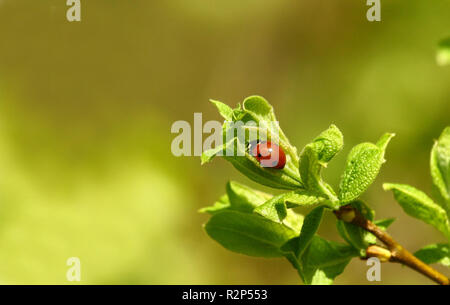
[250,141,286,169]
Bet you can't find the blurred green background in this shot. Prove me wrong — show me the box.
[0,0,449,284]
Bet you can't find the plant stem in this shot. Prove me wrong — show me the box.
[334,204,450,285]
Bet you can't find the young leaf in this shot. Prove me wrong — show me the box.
[209,99,233,121]
[430,126,450,212]
[300,236,358,285]
[282,208,356,285]
[436,38,450,66]
[254,190,323,223]
[199,194,230,214]
[226,180,271,212]
[240,96,296,157]
[201,143,227,165]
[202,137,303,189]
[234,96,299,165]
[299,125,343,207]
[373,218,396,231]
[204,210,298,257]
[199,180,271,214]
[202,97,303,190]
[282,209,305,232]
[414,243,450,267]
[311,124,344,163]
[339,133,394,204]
[376,132,395,151]
[383,183,450,240]
[299,146,327,193]
[225,150,303,190]
[281,206,325,258]
[201,181,305,231]
[241,95,276,122]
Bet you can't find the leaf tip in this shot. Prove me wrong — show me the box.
[200,154,208,165]
[437,38,450,66]
[209,99,233,121]
[376,133,395,150]
[382,183,394,191]
[200,151,213,165]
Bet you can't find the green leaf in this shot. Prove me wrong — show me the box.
[225,150,303,190]
[376,133,395,151]
[202,137,302,189]
[336,200,376,256]
[234,96,299,165]
[240,96,296,154]
[282,210,305,233]
[226,181,271,212]
[430,126,450,213]
[383,183,450,240]
[199,194,230,214]
[200,181,272,214]
[373,218,396,231]
[282,208,356,284]
[202,97,303,190]
[281,206,325,258]
[300,236,358,285]
[299,125,343,207]
[339,133,394,204]
[299,146,326,193]
[201,144,226,165]
[209,99,233,121]
[200,181,305,231]
[414,243,450,267]
[242,95,276,122]
[311,124,344,163]
[254,190,323,223]
[204,210,298,257]
[436,38,450,66]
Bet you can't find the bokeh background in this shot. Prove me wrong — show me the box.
[0,0,449,284]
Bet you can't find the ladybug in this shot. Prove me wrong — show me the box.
[249,140,286,169]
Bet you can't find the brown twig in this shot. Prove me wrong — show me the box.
[334,204,450,285]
